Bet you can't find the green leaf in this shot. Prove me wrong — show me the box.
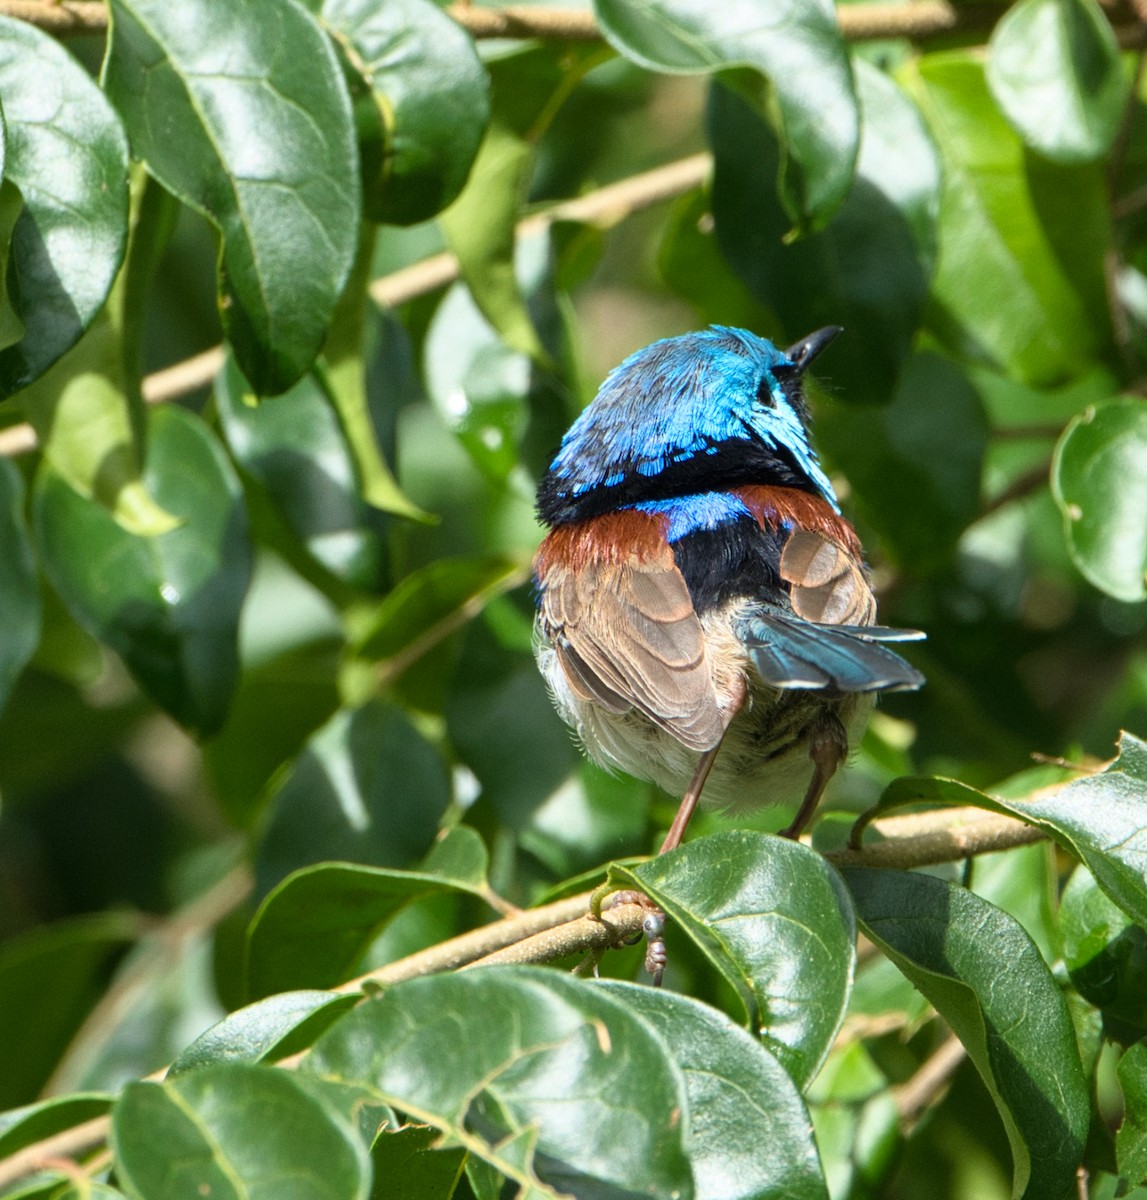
[1061,865,1147,1042]
[0,914,137,1108]
[595,0,857,231]
[1119,1041,1147,1185]
[843,867,1090,1200]
[988,0,1127,164]
[709,60,939,405]
[306,967,693,1199]
[216,354,384,591]
[104,0,360,395]
[0,458,39,714]
[609,830,856,1088]
[818,351,987,569]
[1052,399,1147,602]
[909,52,1108,384]
[0,179,27,352]
[246,828,490,999]
[254,701,451,898]
[882,735,1147,930]
[113,1064,371,1200]
[308,0,489,225]
[34,405,252,736]
[0,1093,112,1158]
[0,17,128,398]
[600,983,829,1200]
[168,991,358,1076]
[369,1124,466,1200]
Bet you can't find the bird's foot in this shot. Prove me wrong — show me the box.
[590,887,669,987]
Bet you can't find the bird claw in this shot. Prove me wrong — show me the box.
[588,887,669,987]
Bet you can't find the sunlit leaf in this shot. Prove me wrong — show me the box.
[1052,399,1147,602]
[104,0,360,394]
[306,967,693,1198]
[610,830,856,1088]
[844,867,1089,1200]
[596,0,857,230]
[0,17,128,398]
[988,0,1127,164]
[113,1064,371,1200]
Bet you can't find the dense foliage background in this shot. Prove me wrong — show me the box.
[2,0,1147,1197]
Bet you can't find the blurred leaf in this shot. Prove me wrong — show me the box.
[254,701,451,898]
[104,0,360,395]
[1052,399,1147,602]
[247,827,490,998]
[0,458,39,714]
[1061,865,1147,1042]
[988,0,1127,165]
[0,179,26,352]
[113,1064,371,1200]
[35,406,252,736]
[1119,1040,1147,1185]
[844,867,1090,1200]
[596,0,857,231]
[910,52,1107,384]
[441,122,546,362]
[216,354,383,591]
[0,914,137,1108]
[369,1124,466,1200]
[601,983,829,1200]
[0,1093,112,1158]
[818,350,987,570]
[307,0,489,225]
[610,831,856,1088]
[0,17,128,398]
[169,991,357,1076]
[709,60,939,405]
[306,967,693,1198]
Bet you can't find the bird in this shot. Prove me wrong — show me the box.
[532,325,924,856]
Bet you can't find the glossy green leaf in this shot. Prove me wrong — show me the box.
[0,17,128,398]
[306,0,489,224]
[113,1064,371,1200]
[247,827,490,998]
[369,1124,466,1200]
[988,0,1127,164]
[169,991,357,1076]
[0,1093,112,1159]
[306,968,693,1199]
[601,983,829,1200]
[910,52,1108,384]
[1061,865,1147,1042]
[609,831,856,1088]
[596,0,857,231]
[0,914,137,1108]
[882,735,1147,930]
[104,0,360,395]
[709,61,939,405]
[844,867,1089,1200]
[1052,399,1147,601]
[0,458,39,713]
[34,405,252,735]
[818,351,987,569]
[1119,1041,1147,1185]
[254,701,451,898]
[216,354,383,591]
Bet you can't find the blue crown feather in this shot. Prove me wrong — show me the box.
[537,326,839,525]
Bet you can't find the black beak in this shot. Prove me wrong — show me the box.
[784,326,843,373]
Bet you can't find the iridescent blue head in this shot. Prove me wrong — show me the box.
[537,325,842,525]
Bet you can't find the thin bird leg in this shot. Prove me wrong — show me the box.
[780,713,848,840]
[659,740,723,854]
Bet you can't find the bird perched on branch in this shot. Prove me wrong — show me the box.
[533,325,923,854]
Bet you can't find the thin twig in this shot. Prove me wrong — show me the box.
[894,1034,967,1126]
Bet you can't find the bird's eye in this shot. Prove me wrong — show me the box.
[755,376,778,408]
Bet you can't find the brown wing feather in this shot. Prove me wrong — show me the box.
[780,530,876,627]
[539,556,726,751]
